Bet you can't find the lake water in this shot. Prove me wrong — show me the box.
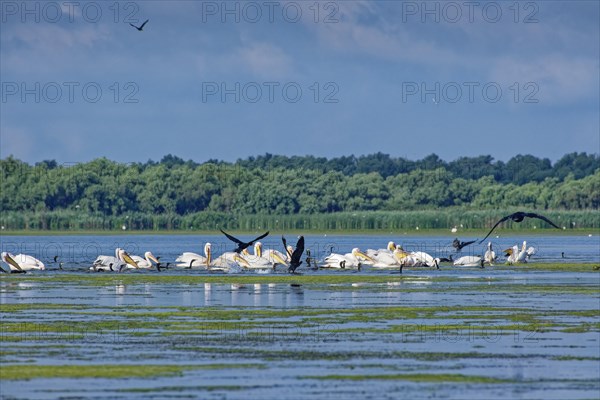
[1,233,598,270]
[1,234,599,399]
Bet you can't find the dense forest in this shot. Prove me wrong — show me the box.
[1,152,598,230]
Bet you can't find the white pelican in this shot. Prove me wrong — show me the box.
[323,248,373,269]
[525,245,537,259]
[399,254,418,268]
[128,251,160,269]
[176,243,211,268]
[369,251,400,268]
[484,242,497,266]
[92,248,125,272]
[517,241,537,262]
[116,249,139,270]
[505,245,520,264]
[209,252,250,272]
[410,251,441,268]
[253,242,288,268]
[1,252,45,272]
[239,243,282,270]
[366,242,398,267]
[453,255,484,267]
[366,241,397,257]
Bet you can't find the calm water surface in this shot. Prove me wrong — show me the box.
[1,234,598,268]
[1,234,599,399]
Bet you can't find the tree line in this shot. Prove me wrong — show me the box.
[0,152,598,230]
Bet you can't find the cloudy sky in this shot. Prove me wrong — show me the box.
[1,1,598,164]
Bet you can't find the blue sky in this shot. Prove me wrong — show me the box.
[1,1,598,164]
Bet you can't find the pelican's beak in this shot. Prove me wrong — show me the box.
[242,248,249,256]
[149,254,159,264]
[393,249,409,262]
[234,254,250,268]
[503,248,513,256]
[255,243,262,257]
[273,253,287,265]
[206,247,211,267]
[122,252,138,268]
[356,251,374,262]
[4,254,23,272]
[388,242,396,251]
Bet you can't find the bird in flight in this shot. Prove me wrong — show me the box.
[282,235,305,273]
[220,229,269,253]
[480,211,561,243]
[452,238,476,252]
[130,19,149,31]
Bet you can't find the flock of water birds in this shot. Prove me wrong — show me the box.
[0,211,560,274]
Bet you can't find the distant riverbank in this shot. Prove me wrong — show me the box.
[1,210,597,233]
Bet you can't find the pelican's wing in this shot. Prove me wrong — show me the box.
[291,236,305,264]
[121,251,139,268]
[176,252,204,263]
[479,215,511,243]
[139,19,149,29]
[220,229,244,245]
[526,213,561,229]
[4,253,23,271]
[129,23,136,28]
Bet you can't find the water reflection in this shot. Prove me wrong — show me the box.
[114,284,126,307]
[253,284,262,307]
[203,283,212,306]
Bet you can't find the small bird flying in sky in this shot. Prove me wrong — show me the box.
[130,19,149,31]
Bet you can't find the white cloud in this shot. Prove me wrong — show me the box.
[303,2,598,104]
[235,42,293,79]
[193,41,294,80]
[3,23,111,51]
[1,23,113,75]
[490,55,599,104]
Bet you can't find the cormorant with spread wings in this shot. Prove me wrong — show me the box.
[282,235,305,273]
[480,212,560,243]
[220,229,270,253]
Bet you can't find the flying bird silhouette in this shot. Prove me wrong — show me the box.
[220,229,269,253]
[130,19,149,31]
[480,211,561,243]
[282,235,305,273]
[452,238,476,252]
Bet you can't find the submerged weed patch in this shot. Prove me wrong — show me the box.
[0,363,265,380]
[303,373,513,384]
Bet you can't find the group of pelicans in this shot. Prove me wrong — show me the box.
[0,235,537,274]
[0,210,558,274]
[87,239,536,273]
